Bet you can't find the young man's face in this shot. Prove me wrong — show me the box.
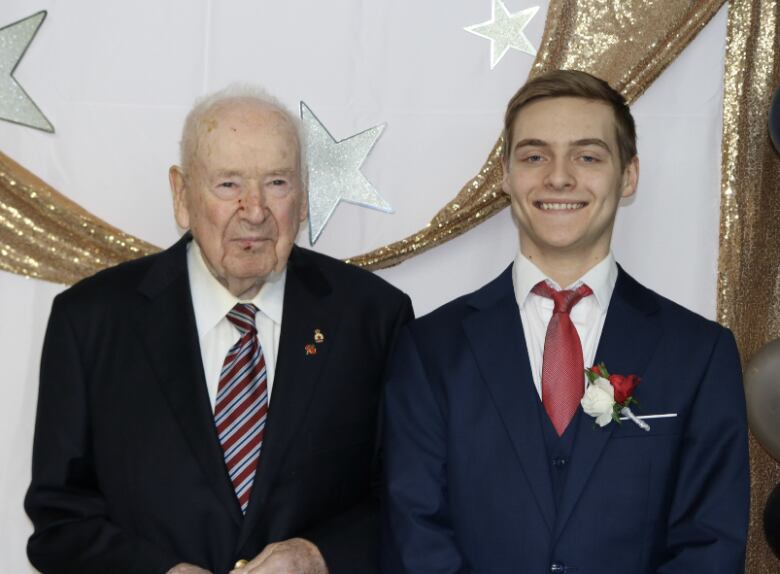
[502,96,638,267]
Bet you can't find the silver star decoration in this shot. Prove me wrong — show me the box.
[0,11,53,132]
[301,101,392,244]
[465,1,539,69]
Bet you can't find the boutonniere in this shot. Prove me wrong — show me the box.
[580,363,650,431]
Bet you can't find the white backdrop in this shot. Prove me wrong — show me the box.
[0,1,727,571]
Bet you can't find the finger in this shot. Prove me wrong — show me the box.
[232,543,278,573]
[246,552,290,574]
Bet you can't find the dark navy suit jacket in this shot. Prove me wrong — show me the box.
[382,264,749,573]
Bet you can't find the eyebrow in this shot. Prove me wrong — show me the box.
[512,138,612,153]
[212,168,298,179]
[213,170,242,179]
[266,168,297,177]
[572,138,612,152]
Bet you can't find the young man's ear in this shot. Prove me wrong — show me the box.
[501,159,511,195]
[621,156,639,199]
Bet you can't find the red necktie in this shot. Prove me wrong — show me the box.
[532,281,593,436]
[214,303,268,513]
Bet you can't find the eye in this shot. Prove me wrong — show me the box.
[522,153,545,164]
[213,180,241,200]
[266,177,294,197]
[577,150,606,164]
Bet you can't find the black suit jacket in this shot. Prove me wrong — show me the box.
[25,235,413,574]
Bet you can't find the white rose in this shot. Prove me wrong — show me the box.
[580,377,615,427]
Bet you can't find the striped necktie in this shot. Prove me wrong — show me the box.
[214,303,268,513]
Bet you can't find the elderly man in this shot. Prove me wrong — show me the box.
[382,70,749,573]
[25,88,412,574]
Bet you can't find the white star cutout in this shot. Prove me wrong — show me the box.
[465,1,539,69]
[0,11,53,132]
[300,101,392,244]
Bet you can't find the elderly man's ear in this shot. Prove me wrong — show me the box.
[169,165,190,230]
[298,189,309,224]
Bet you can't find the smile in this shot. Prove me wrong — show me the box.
[535,201,587,211]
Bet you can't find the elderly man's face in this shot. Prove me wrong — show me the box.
[170,102,307,299]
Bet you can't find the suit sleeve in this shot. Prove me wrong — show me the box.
[303,293,414,574]
[380,327,472,574]
[657,327,749,573]
[24,297,180,574]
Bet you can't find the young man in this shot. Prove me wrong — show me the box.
[382,70,749,573]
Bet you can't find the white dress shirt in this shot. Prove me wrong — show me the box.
[187,241,285,411]
[511,252,618,399]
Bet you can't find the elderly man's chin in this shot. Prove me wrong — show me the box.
[225,241,293,276]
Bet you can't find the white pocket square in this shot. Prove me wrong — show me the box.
[619,412,677,421]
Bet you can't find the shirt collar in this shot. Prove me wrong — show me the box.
[512,251,617,311]
[187,240,286,337]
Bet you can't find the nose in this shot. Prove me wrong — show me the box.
[239,183,268,223]
[544,158,575,191]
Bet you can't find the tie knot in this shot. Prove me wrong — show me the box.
[227,303,258,335]
[532,281,593,314]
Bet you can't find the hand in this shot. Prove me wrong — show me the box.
[230,538,328,574]
[167,563,212,574]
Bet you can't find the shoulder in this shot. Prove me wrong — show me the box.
[408,264,514,339]
[289,246,410,307]
[56,251,157,305]
[53,238,183,314]
[616,267,733,346]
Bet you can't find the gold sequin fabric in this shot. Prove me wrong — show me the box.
[717,0,780,570]
[0,151,159,285]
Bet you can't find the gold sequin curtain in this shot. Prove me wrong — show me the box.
[0,151,158,284]
[718,0,780,570]
[348,0,726,269]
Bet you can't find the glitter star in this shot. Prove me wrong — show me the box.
[464,1,539,69]
[0,11,53,132]
[301,101,392,244]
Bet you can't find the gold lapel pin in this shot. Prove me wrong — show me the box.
[314,329,325,343]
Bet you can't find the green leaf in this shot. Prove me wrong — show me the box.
[611,404,623,424]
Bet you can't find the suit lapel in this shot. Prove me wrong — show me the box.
[463,266,556,533]
[238,247,340,547]
[136,234,242,525]
[553,267,662,539]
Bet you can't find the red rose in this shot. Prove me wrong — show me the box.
[609,374,640,405]
[590,365,604,377]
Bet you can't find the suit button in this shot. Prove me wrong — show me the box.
[550,561,566,573]
[552,456,567,468]
[235,559,249,568]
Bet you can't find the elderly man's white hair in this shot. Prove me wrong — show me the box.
[179,84,308,186]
